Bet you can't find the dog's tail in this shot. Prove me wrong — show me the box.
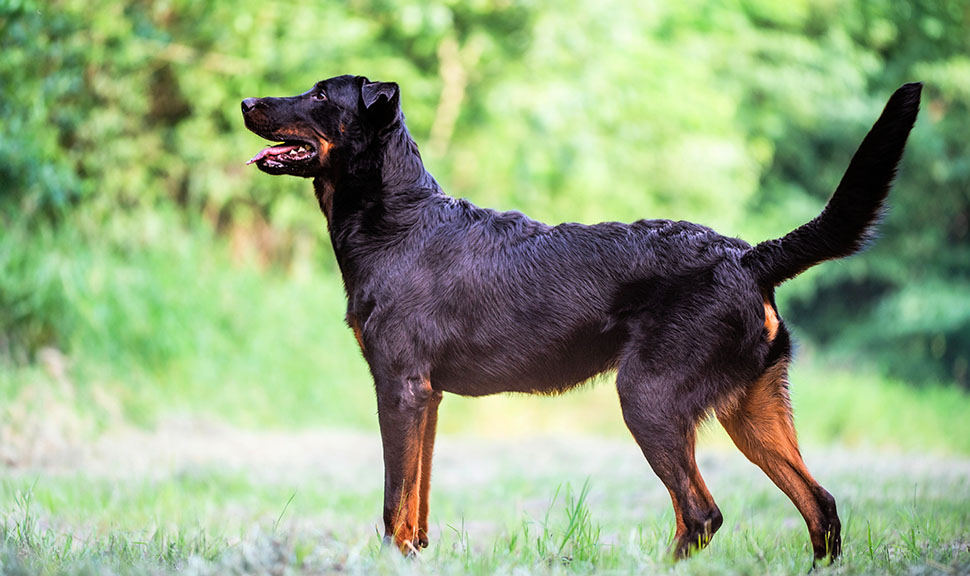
[741,83,921,288]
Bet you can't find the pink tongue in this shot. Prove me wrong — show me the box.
[247,144,299,165]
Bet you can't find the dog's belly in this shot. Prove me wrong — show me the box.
[428,321,626,396]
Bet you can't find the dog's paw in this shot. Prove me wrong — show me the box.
[382,529,423,557]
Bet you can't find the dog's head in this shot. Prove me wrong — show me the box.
[241,75,400,178]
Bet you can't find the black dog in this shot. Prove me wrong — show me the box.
[242,76,920,562]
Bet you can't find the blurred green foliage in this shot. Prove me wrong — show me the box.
[1,0,968,388]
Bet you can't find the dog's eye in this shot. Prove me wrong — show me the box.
[313,90,328,101]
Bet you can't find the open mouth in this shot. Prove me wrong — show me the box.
[246,141,318,169]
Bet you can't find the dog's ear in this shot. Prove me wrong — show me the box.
[360,80,400,126]
[361,81,399,109]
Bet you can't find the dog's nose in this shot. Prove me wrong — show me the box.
[241,97,260,113]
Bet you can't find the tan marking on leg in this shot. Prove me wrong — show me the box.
[382,376,436,555]
[417,391,442,548]
[717,360,841,560]
[763,299,779,342]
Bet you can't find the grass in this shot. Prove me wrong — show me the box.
[1,211,376,431]
[1,432,969,575]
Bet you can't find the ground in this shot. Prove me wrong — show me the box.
[2,416,969,575]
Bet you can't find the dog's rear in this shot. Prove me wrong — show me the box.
[711,83,922,560]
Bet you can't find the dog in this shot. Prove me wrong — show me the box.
[241,76,920,563]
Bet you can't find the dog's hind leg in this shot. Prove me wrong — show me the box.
[375,372,436,554]
[416,390,442,549]
[716,359,841,564]
[616,363,723,558]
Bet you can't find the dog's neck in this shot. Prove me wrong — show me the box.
[313,120,439,289]
[315,119,436,213]
[376,122,435,192]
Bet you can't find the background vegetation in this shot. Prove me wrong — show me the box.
[2,0,969,391]
[1,0,969,574]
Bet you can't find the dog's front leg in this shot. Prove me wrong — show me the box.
[376,372,435,554]
[416,390,442,549]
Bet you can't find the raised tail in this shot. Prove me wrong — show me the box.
[742,83,922,288]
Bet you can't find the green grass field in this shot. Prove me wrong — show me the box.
[2,426,969,575]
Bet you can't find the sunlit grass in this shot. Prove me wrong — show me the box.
[2,438,969,575]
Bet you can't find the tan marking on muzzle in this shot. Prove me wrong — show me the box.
[275,126,333,159]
